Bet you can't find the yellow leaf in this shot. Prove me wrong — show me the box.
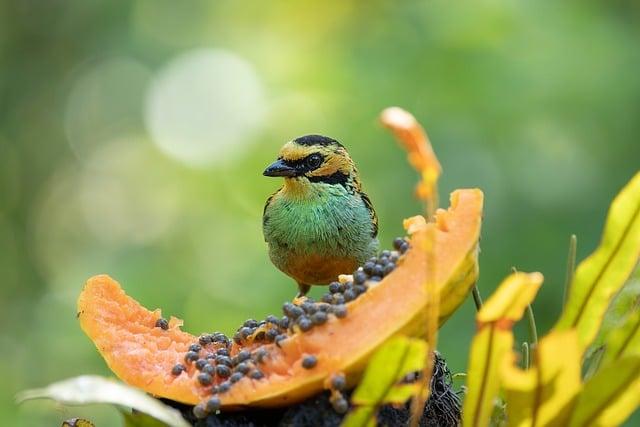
[602,310,640,366]
[556,172,640,349]
[501,330,582,427]
[568,356,640,427]
[462,272,543,427]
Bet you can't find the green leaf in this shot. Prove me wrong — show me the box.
[121,410,170,427]
[556,172,640,349]
[343,336,427,427]
[15,375,189,427]
[569,356,640,427]
[351,336,427,406]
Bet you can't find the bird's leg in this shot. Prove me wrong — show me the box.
[293,283,311,304]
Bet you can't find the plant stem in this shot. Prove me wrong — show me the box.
[521,342,530,370]
[526,304,538,346]
[472,284,483,311]
[563,234,577,307]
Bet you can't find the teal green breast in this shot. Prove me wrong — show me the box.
[263,184,378,284]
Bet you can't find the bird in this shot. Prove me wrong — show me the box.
[262,134,379,298]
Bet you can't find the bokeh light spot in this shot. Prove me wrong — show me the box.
[145,49,267,167]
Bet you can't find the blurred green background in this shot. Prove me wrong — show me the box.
[1,0,639,425]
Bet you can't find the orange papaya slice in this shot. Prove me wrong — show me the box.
[78,188,483,410]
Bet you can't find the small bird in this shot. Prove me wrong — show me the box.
[262,135,379,297]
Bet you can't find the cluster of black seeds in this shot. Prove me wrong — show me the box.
[169,237,410,419]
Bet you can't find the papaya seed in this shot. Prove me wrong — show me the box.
[392,237,405,250]
[353,271,367,284]
[195,359,208,370]
[275,334,287,347]
[217,382,231,393]
[321,293,333,303]
[184,351,199,363]
[383,262,396,276]
[216,365,231,378]
[301,301,317,314]
[171,364,185,376]
[332,294,345,305]
[354,285,367,295]
[389,251,400,263]
[343,289,356,302]
[329,282,343,294]
[229,372,243,383]
[193,403,208,419]
[250,369,265,380]
[189,344,202,353]
[381,249,391,258]
[297,316,313,332]
[265,315,279,324]
[198,334,212,345]
[216,348,229,356]
[234,350,251,364]
[265,328,279,342]
[243,319,258,328]
[215,355,232,366]
[399,241,410,253]
[235,362,250,374]
[331,374,346,391]
[372,264,384,277]
[311,311,328,325]
[155,318,169,330]
[202,364,216,375]
[302,355,317,369]
[279,316,290,329]
[252,348,268,363]
[239,327,253,339]
[333,305,347,318]
[197,372,213,385]
[369,275,382,282]
[363,261,376,275]
[205,396,221,412]
[332,397,349,414]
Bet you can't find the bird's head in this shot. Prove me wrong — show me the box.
[263,135,358,187]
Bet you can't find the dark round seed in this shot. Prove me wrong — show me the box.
[354,285,367,295]
[216,348,229,356]
[243,319,258,328]
[302,355,317,369]
[239,327,253,339]
[216,355,232,366]
[189,344,202,353]
[297,316,313,332]
[390,252,400,262]
[193,403,208,419]
[198,334,212,345]
[369,275,382,282]
[235,362,250,374]
[212,333,228,343]
[290,305,304,318]
[266,315,280,324]
[197,372,213,385]
[230,372,244,383]
[265,328,279,342]
[301,301,317,314]
[381,249,391,257]
[195,359,208,370]
[202,364,216,375]
[279,316,290,329]
[205,353,216,360]
[171,364,185,375]
[321,293,334,303]
[329,282,343,293]
[235,350,251,363]
[393,237,405,250]
[206,396,221,412]
[332,397,349,414]
[216,365,231,378]
[377,255,389,265]
[275,334,287,347]
[333,294,345,305]
[210,385,219,394]
[343,289,356,302]
[333,305,347,318]
[253,348,268,363]
[331,374,347,391]
[372,264,384,277]
[311,311,328,325]
[368,256,378,263]
[218,382,231,393]
[233,332,243,345]
[317,303,331,312]
[250,370,264,380]
[400,241,410,253]
[383,262,396,276]
[155,318,169,330]
[363,261,376,275]
[185,351,199,363]
[353,271,367,284]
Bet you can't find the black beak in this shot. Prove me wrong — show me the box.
[263,159,297,177]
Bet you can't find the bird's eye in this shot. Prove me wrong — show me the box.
[306,154,323,169]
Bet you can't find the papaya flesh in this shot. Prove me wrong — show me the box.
[78,188,483,409]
